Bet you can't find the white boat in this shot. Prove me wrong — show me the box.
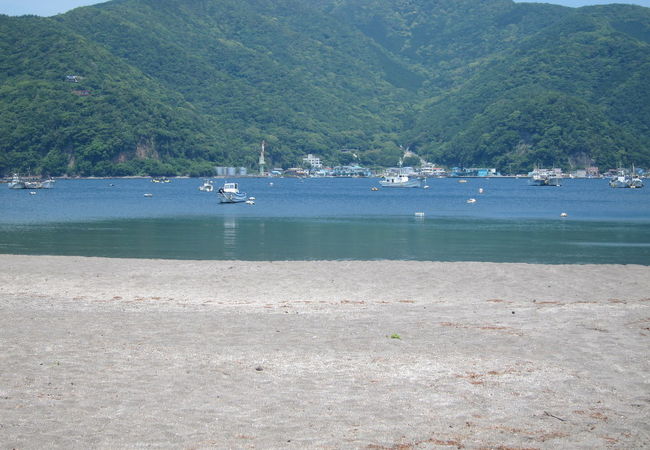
[217,182,248,203]
[609,172,644,188]
[41,178,56,189]
[198,179,214,192]
[379,172,425,188]
[24,178,55,189]
[8,173,26,189]
[528,169,561,186]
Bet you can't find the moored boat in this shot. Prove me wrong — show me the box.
[24,178,55,189]
[379,172,425,188]
[8,173,26,189]
[528,169,561,186]
[609,170,644,188]
[217,182,248,203]
[198,179,214,192]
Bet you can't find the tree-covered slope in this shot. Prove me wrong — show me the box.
[0,14,225,176]
[408,5,650,171]
[57,0,421,169]
[0,0,648,176]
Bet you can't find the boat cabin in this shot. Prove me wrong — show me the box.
[222,182,239,193]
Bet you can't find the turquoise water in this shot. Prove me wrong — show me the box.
[1,177,649,263]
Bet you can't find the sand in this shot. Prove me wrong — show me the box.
[1,255,649,449]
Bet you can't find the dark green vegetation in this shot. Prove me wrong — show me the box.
[1,0,649,176]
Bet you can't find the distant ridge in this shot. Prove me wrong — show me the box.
[0,0,648,176]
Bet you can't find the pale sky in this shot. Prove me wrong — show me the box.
[0,0,648,16]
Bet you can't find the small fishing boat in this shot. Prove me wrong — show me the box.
[379,172,425,188]
[198,179,214,192]
[528,169,561,186]
[7,174,55,189]
[217,182,248,203]
[24,178,55,189]
[8,173,26,189]
[609,170,644,188]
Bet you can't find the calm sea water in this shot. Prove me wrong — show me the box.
[1,177,649,264]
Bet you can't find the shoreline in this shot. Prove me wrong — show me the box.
[1,255,649,448]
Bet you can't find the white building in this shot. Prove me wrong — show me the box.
[303,154,322,169]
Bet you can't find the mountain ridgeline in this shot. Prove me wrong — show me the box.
[0,0,649,176]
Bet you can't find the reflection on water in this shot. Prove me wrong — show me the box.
[223,216,237,258]
[1,216,649,264]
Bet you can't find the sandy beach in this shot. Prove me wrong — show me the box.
[1,255,649,448]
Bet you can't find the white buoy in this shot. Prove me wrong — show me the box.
[29,191,37,195]
[560,212,568,217]
[269,182,274,186]
[467,198,476,204]
[478,188,484,194]
[144,193,153,197]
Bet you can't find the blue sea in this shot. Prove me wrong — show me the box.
[1,177,649,264]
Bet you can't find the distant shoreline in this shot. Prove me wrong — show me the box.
[2,174,610,183]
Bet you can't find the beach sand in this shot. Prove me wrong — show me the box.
[1,255,649,448]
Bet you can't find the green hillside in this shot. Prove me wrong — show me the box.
[408,5,650,172]
[0,0,648,176]
[0,14,225,176]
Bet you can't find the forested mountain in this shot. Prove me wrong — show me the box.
[0,0,648,176]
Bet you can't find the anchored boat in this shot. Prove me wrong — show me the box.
[198,179,214,192]
[379,171,425,188]
[217,182,248,203]
[528,169,562,187]
[7,174,55,189]
[609,170,644,188]
[8,174,26,189]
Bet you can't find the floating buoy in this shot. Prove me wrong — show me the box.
[144,193,153,197]
[414,212,425,217]
[269,182,274,186]
[371,187,379,191]
[560,212,568,217]
[478,188,484,194]
[467,198,477,203]
[29,191,37,195]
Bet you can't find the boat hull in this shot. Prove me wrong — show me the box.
[610,178,644,188]
[528,177,561,186]
[218,192,248,203]
[379,178,424,188]
[24,180,55,189]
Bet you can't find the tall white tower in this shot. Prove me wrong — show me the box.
[258,140,266,176]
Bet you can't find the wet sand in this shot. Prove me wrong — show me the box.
[1,255,649,448]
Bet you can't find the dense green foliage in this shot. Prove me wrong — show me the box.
[0,0,649,176]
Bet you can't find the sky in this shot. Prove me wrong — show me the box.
[0,0,649,16]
